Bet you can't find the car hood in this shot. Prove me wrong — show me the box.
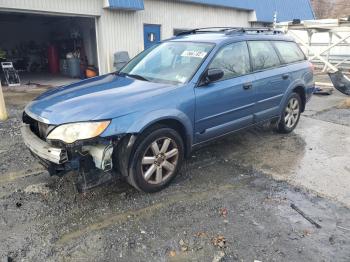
[25,74,178,125]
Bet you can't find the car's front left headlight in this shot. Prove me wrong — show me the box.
[47,121,110,144]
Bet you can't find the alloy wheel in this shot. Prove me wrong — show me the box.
[141,137,179,185]
[284,97,300,128]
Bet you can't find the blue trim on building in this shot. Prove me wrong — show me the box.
[107,0,144,11]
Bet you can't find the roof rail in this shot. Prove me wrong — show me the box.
[176,27,239,36]
[176,27,284,36]
[226,27,284,35]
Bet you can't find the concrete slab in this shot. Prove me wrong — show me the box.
[198,115,350,208]
[19,72,78,87]
[303,90,346,116]
[3,72,78,92]
[273,117,350,207]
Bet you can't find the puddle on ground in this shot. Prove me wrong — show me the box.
[190,117,350,207]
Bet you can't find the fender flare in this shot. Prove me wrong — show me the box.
[279,79,306,115]
[102,109,194,153]
[128,109,193,154]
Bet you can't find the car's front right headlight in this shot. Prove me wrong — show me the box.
[47,121,110,144]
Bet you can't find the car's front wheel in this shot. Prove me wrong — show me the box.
[127,126,184,193]
[276,92,302,133]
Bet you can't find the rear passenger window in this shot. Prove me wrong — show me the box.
[209,41,250,81]
[274,41,306,64]
[248,41,280,71]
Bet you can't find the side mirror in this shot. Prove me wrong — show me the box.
[201,69,224,86]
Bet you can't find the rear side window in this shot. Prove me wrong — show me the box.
[274,41,306,64]
[209,41,250,80]
[248,41,280,71]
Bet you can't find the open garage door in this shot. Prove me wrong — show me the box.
[0,12,99,88]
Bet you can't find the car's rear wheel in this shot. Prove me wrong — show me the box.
[276,92,302,133]
[127,126,184,193]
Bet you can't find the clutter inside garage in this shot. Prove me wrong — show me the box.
[0,12,98,87]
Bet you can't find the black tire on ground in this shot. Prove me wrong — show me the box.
[276,92,302,134]
[126,125,184,193]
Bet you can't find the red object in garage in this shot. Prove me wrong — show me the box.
[48,45,59,74]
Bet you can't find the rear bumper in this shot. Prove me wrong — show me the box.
[21,124,68,164]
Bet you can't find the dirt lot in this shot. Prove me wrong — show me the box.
[1,79,350,261]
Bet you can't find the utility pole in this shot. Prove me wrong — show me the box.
[0,82,8,121]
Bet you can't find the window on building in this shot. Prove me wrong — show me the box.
[273,41,306,64]
[208,41,250,81]
[248,41,280,71]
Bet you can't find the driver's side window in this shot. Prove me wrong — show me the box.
[208,41,250,81]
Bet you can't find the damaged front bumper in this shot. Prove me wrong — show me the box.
[21,124,68,165]
[21,124,116,177]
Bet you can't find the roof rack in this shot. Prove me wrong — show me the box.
[176,27,284,36]
[175,27,237,36]
[227,27,284,35]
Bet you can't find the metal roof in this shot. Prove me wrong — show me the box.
[182,0,315,22]
[105,0,315,23]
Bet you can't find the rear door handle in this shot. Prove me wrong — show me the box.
[243,82,252,90]
[282,74,289,80]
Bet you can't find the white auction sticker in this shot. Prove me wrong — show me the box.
[181,50,207,58]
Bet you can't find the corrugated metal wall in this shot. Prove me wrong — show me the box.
[97,0,251,73]
[0,0,101,16]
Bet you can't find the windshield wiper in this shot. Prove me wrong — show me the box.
[123,73,150,82]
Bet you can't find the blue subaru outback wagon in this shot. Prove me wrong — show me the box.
[22,28,314,192]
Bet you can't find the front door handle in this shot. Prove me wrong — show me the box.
[243,82,252,90]
[282,74,289,80]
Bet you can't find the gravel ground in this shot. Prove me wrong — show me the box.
[0,109,36,174]
[0,85,350,261]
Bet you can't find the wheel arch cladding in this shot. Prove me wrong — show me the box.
[101,109,193,157]
[292,86,306,112]
[135,118,191,157]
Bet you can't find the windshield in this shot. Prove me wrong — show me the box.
[120,41,214,84]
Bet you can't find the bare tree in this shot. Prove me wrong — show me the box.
[311,0,350,19]
[332,0,350,18]
[311,0,334,19]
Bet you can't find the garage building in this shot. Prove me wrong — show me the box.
[0,0,314,84]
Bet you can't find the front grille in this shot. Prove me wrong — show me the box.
[23,112,49,141]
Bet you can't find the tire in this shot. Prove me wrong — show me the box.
[276,92,302,134]
[127,125,184,193]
